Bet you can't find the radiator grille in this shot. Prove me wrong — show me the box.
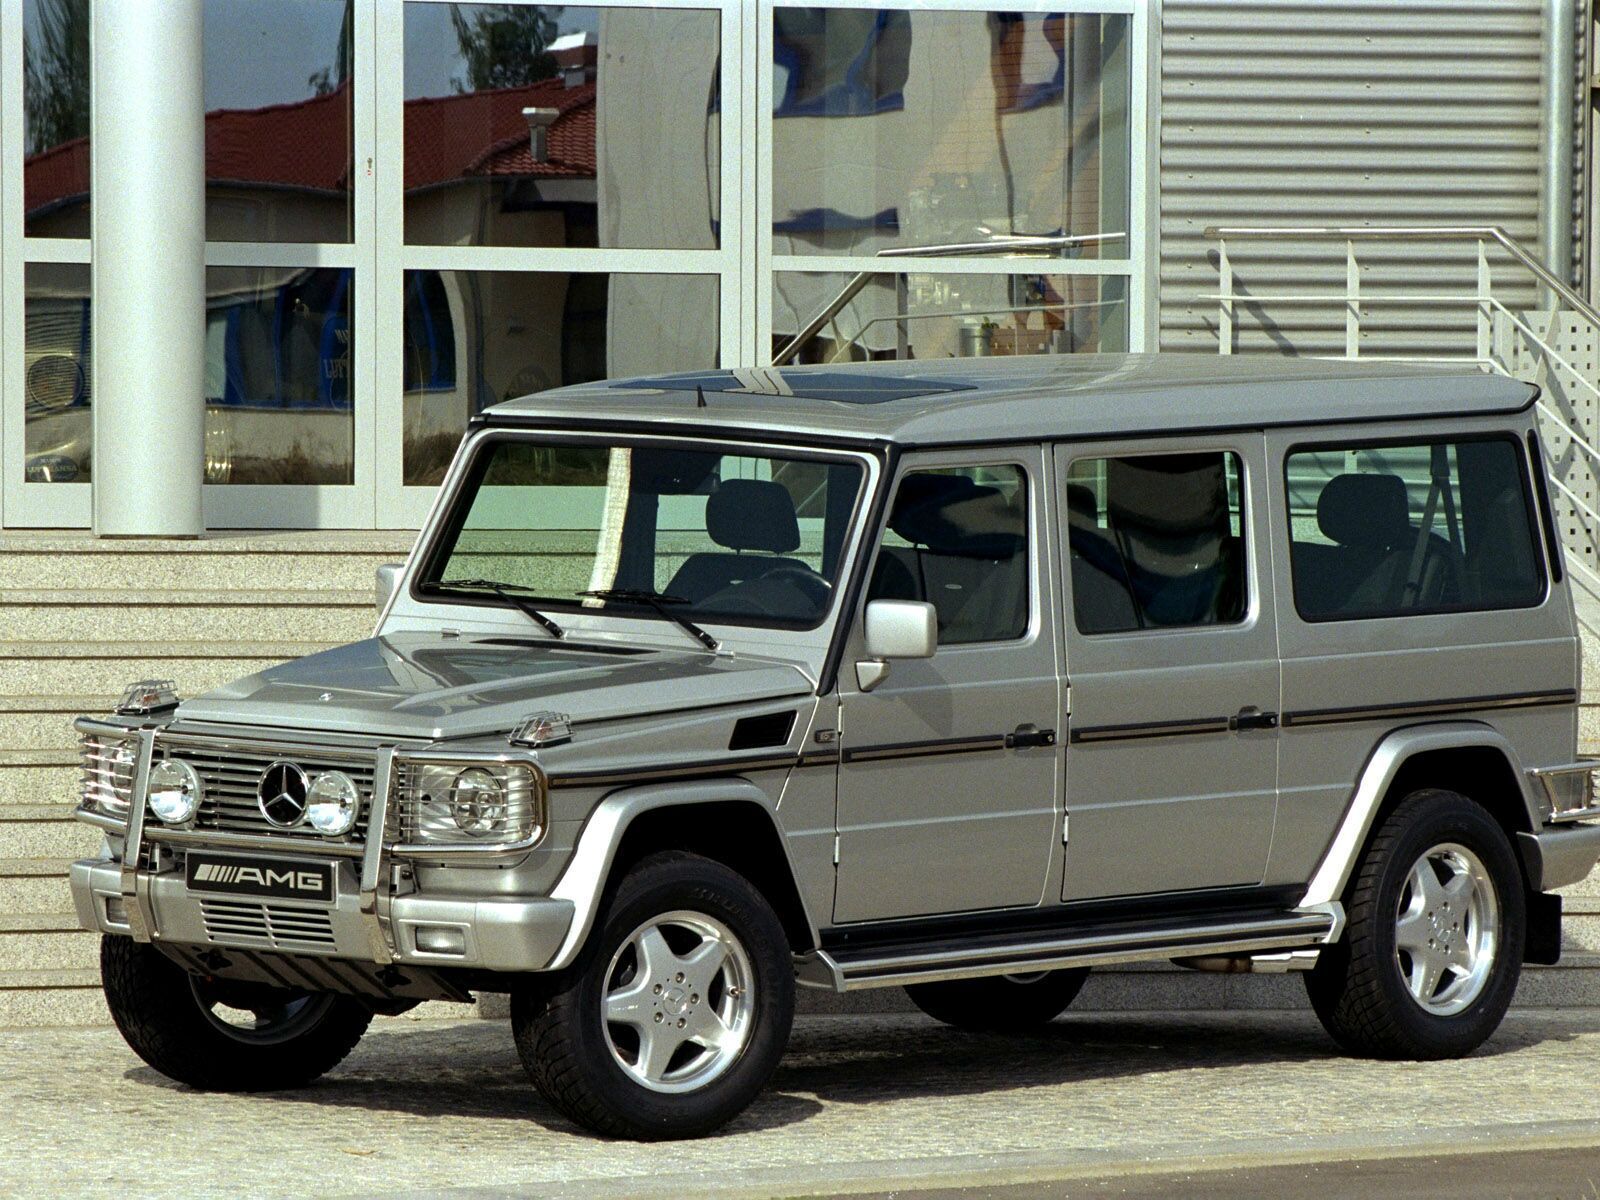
[200,899,337,950]
[158,732,377,846]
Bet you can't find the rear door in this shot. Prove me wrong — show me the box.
[1056,434,1280,901]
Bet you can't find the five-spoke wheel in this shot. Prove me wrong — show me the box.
[1393,842,1499,1016]
[513,851,794,1140]
[1305,788,1524,1060]
[602,911,755,1093]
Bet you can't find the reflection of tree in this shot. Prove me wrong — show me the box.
[450,4,563,93]
[307,0,355,96]
[22,0,89,156]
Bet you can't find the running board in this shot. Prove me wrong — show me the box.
[795,905,1343,992]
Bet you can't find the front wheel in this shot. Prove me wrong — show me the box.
[513,851,795,1140]
[101,935,372,1090]
[1304,789,1525,1059]
[904,969,1089,1031]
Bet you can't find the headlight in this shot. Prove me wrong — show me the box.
[307,770,360,836]
[147,758,200,825]
[395,758,545,849]
[81,735,137,819]
[450,768,507,837]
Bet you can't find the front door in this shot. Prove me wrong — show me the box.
[832,449,1061,923]
[1057,435,1280,901]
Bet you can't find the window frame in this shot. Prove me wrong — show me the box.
[1280,431,1551,626]
[1065,447,1250,638]
[863,457,1034,648]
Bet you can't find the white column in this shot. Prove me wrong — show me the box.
[90,0,206,536]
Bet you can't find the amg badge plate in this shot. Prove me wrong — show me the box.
[185,853,334,903]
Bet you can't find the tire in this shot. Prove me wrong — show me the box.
[904,968,1089,1031]
[512,851,795,1140]
[100,934,372,1090]
[1304,788,1526,1060]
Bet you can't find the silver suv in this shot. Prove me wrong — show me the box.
[71,355,1600,1139]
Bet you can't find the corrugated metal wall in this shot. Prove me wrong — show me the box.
[1158,0,1549,357]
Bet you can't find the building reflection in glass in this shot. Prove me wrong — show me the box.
[403,4,721,249]
[771,10,1130,258]
[773,270,1128,365]
[23,263,92,482]
[204,267,354,485]
[22,0,91,237]
[402,271,719,485]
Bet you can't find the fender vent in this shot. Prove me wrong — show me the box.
[729,710,798,751]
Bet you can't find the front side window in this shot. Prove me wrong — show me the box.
[1285,437,1545,621]
[1066,452,1247,635]
[866,464,1030,645]
[419,438,865,630]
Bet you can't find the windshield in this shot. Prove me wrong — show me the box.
[418,437,868,630]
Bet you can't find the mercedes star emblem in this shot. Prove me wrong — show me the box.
[257,760,311,828]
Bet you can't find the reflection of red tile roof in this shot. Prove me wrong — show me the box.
[24,76,596,218]
[406,78,597,189]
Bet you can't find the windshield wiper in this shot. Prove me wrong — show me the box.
[435,578,565,640]
[578,589,720,653]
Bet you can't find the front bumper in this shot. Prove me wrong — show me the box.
[1518,822,1600,891]
[70,855,574,974]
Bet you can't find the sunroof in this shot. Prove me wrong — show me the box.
[614,369,971,405]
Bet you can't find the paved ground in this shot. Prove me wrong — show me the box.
[6,1009,1600,1199]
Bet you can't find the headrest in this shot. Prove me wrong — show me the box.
[1317,473,1410,549]
[706,479,801,553]
[1105,454,1228,538]
[890,473,1025,558]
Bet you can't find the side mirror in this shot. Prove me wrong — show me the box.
[857,599,938,692]
[375,563,404,611]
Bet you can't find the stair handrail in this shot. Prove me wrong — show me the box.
[1203,225,1600,333]
[771,231,1127,366]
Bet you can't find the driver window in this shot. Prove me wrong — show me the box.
[866,464,1030,645]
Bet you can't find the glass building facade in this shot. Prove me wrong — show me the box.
[0,0,1148,529]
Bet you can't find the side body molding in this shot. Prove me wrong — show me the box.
[545,778,816,970]
[1299,721,1542,908]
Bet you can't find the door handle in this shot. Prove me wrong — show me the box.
[1230,707,1278,732]
[1006,724,1058,749]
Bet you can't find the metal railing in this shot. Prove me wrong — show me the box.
[771,231,1126,366]
[1204,225,1600,599]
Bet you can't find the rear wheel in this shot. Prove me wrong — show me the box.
[1304,789,1525,1059]
[100,934,372,1090]
[513,852,795,1140]
[904,968,1089,1031]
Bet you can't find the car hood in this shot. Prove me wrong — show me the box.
[176,633,816,741]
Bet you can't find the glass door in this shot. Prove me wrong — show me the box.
[756,0,1146,367]
[374,0,750,528]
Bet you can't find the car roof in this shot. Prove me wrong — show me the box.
[483,353,1538,448]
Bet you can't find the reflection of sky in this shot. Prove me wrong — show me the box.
[404,4,602,100]
[193,1,603,112]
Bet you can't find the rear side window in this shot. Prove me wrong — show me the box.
[1066,452,1247,635]
[1285,437,1545,622]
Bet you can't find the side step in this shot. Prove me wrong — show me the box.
[797,905,1342,992]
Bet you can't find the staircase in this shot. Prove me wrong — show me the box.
[0,531,413,1025]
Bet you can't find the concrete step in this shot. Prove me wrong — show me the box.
[0,927,98,972]
[0,698,110,753]
[0,642,331,697]
[0,861,73,913]
[0,532,415,592]
[0,809,100,860]
[0,764,77,808]
[0,590,375,644]
[0,969,106,1028]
